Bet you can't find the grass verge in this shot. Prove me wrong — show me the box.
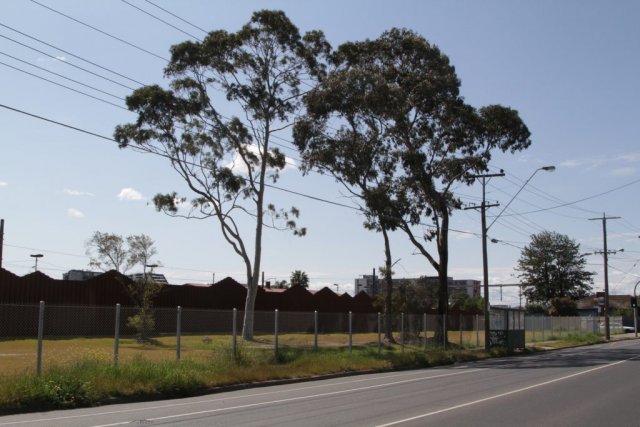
[0,331,611,415]
[0,344,513,415]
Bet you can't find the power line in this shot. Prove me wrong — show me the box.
[0,103,484,240]
[0,51,124,100]
[0,33,137,91]
[0,21,147,86]
[120,0,200,41]
[0,60,128,110]
[492,178,640,218]
[30,0,169,62]
[143,0,209,34]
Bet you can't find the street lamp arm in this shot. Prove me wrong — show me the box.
[487,166,555,231]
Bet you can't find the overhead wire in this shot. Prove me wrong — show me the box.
[0,60,129,110]
[0,21,147,86]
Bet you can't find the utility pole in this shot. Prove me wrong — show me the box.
[589,213,620,341]
[465,171,504,351]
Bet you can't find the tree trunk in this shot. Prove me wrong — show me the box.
[382,228,396,343]
[433,208,450,347]
[242,278,258,340]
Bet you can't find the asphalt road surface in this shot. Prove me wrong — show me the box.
[1,340,639,426]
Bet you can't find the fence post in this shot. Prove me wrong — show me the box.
[314,310,318,353]
[475,314,479,348]
[459,313,463,346]
[274,309,279,357]
[232,308,237,358]
[377,312,381,354]
[400,312,404,353]
[423,313,427,350]
[36,301,44,376]
[176,306,182,361]
[114,303,121,367]
[348,311,353,353]
[442,314,447,347]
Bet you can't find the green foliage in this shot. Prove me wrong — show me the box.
[294,27,531,327]
[548,297,578,316]
[126,309,157,342]
[449,292,484,313]
[85,231,129,273]
[114,10,324,339]
[85,232,160,274]
[517,231,593,304]
[289,270,309,288]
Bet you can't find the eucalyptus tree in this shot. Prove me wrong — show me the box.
[115,10,329,339]
[294,28,531,343]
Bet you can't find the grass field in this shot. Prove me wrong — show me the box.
[0,331,492,375]
[1,327,617,376]
[0,330,611,414]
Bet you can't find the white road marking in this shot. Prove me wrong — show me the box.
[0,368,478,426]
[375,353,640,426]
[88,369,483,427]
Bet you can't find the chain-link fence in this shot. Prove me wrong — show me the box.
[0,303,624,375]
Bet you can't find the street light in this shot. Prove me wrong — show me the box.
[487,166,556,231]
[472,165,555,351]
[30,254,43,272]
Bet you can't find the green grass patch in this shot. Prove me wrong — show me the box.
[0,344,501,415]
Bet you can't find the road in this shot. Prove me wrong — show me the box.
[1,340,639,426]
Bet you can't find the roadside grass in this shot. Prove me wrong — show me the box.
[527,332,606,349]
[0,330,614,414]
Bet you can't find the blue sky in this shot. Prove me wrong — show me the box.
[1,0,639,306]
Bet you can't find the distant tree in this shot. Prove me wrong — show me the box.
[126,277,164,342]
[290,270,309,288]
[517,231,593,304]
[273,280,289,289]
[295,28,531,344]
[114,10,328,340]
[127,234,160,274]
[86,231,163,341]
[547,297,578,317]
[449,292,484,313]
[85,231,130,273]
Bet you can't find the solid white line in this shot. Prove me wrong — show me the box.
[375,354,640,426]
[88,369,484,427]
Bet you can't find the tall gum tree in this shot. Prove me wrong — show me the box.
[115,10,329,339]
[294,28,531,343]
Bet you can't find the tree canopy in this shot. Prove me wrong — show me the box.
[289,270,309,288]
[114,10,328,339]
[517,231,593,304]
[294,28,531,341]
[86,231,159,274]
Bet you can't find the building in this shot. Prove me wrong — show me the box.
[354,275,380,296]
[128,273,169,285]
[354,275,480,298]
[63,269,102,281]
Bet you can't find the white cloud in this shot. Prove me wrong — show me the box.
[611,167,636,176]
[0,181,7,187]
[117,188,144,201]
[55,56,66,61]
[64,188,94,197]
[559,159,580,168]
[225,144,297,174]
[67,208,84,218]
